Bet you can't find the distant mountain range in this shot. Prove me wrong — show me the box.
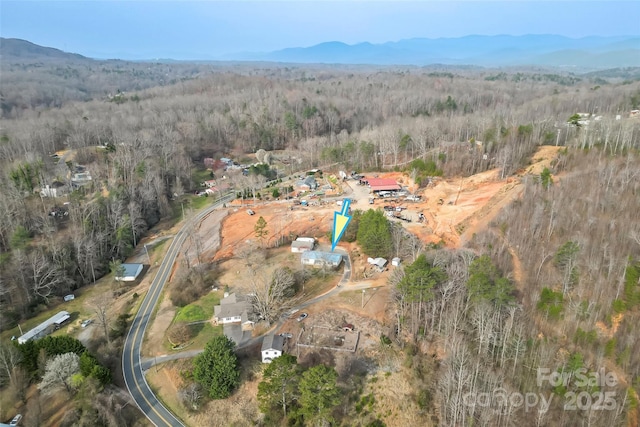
[2,35,639,69]
[226,35,640,69]
[0,37,89,62]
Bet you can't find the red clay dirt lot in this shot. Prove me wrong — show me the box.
[205,145,562,259]
[214,201,334,261]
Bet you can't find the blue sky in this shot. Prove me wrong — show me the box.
[2,1,639,60]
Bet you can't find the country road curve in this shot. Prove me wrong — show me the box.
[122,193,235,427]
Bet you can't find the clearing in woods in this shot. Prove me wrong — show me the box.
[142,146,562,426]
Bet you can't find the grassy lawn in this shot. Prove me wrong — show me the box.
[175,305,207,323]
[335,290,366,307]
[163,322,223,352]
[170,193,215,222]
[145,361,191,425]
[0,282,112,342]
[0,384,20,421]
[174,291,221,323]
[190,322,223,349]
[302,271,342,299]
[189,194,213,210]
[147,237,168,254]
[0,272,149,344]
[166,290,224,351]
[192,168,214,185]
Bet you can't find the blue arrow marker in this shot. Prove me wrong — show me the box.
[332,199,352,251]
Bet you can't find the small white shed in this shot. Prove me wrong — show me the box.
[291,239,315,253]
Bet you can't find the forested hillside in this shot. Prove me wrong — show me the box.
[1,53,639,426]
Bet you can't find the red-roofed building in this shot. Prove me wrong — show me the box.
[367,178,401,192]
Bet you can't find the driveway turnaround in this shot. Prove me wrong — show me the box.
[122,193,234,427]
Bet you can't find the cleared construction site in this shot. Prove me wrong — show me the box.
[296,326,360,353]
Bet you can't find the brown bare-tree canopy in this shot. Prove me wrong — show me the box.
[0,57,639,426]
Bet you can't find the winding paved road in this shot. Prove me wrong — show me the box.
[122,193,234,427]
[124,194,368,426]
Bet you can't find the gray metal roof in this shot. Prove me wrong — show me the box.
[301,251,343,264]
[261,334,284,351]
[214,293,252,321]
[18,311,70,344]
[116,263,143,280]
[291,240,314,249]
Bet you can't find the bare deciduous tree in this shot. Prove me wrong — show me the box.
[179,382,204,411]
[26,250,65,304]
[0,342,21,387]
[91,293,112,344]
[251,267,298,324]
[10,366,29,403]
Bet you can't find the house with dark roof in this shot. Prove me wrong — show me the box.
[261,334,285,363]
[296,175,318,191]
[213,293,255,329]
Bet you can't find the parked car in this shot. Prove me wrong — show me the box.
[406,195,421,202]
[279,332,293,339]
[247,209,255,215]
[296,312,308,322]
[9,414,22,426]
[81,319,93,328]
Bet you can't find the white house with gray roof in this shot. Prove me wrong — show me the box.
[261,334,285,363]
[213,293,255,329]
